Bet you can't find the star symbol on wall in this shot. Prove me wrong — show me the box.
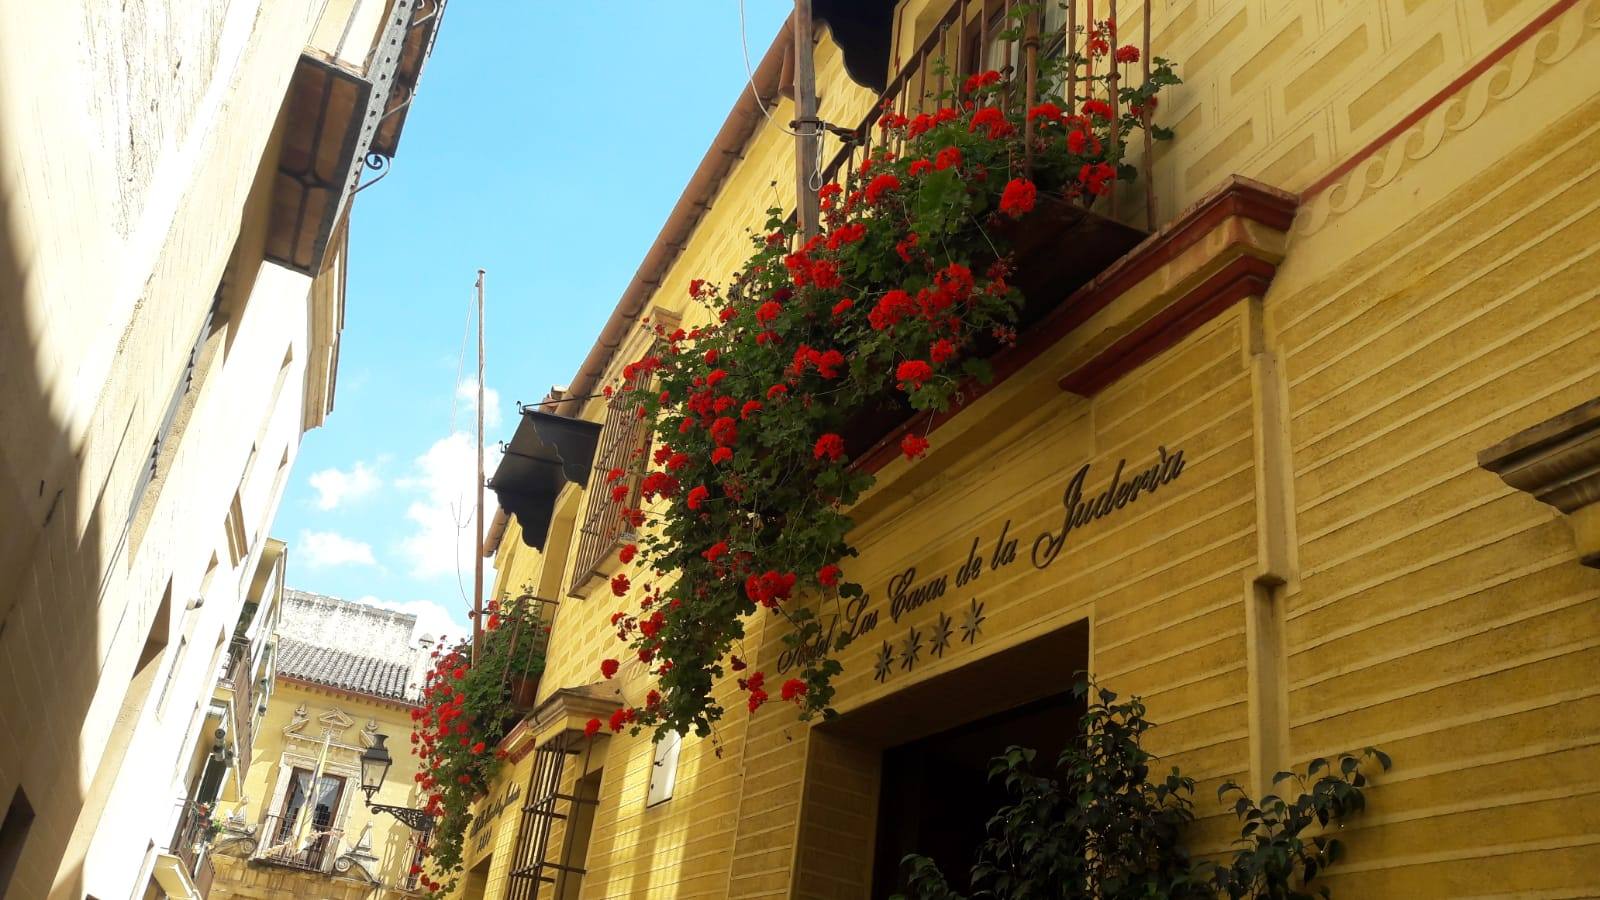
[959,598,986,644]
[929,612,953,658]
[873,641,895,683]
[900,626,923,671]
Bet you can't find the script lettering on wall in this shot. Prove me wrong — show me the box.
[784,447,1185,683]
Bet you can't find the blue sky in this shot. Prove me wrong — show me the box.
[274,2,790,641]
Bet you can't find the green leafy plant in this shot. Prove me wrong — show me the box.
[596,20,1181,741]
[894,678,1390,899]
[1211,748,1392,899]
[409,590,549,896]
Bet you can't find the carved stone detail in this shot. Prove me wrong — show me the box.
[1479,397,1600,568]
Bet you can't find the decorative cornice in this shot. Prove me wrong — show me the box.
[499,683,624,763]
[1297,0,1599,235]
[1479,397,1600,568]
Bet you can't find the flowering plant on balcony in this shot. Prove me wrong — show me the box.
[408,591,547,895]
[595,27,1180,741]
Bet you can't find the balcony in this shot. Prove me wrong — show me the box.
[794,2,1297,468]
[800,1,1157,460]
[152,800,216,900]
[214,636,258,782]
[255,813,343,873]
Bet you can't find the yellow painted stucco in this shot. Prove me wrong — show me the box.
[208,679,428,899]
[463,1,1600,897]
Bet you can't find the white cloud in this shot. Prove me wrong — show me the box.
[308,460,382,510]
[456,380,503,431]
[396,432,488,581]
[356,595,467,645]
[297,529,378,568]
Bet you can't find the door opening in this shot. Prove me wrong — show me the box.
[870,691,1083,897]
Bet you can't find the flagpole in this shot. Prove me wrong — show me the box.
[473,269,486,665]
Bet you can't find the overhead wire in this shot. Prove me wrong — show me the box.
[739,0,827,191]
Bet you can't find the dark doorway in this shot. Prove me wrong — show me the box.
[870,690,1083,898]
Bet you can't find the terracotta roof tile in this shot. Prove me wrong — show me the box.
[277,637,416,702]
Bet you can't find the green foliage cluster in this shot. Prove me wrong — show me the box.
[896,679,1391,900]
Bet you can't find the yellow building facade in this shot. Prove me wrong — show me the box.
[466,0,1600,897]
[209,590,433,900]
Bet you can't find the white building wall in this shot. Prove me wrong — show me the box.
[73,257,321,900]
[0,0,340,897]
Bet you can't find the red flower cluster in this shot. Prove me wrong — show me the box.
[865,173,901,204]
[813,433,845,462]
[962,69,1002,93]
[896,359,934,392]
[1000,178,1038,218]
[587,53,1177,745]
[745,570,797,607]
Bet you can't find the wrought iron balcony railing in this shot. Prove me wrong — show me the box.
[812,0,1159,228]
[255,813,342,873]
[168,800,217,898]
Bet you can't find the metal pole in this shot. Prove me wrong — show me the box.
[473,268,485,665]
[1143,0,1156,229]
[1023,4,1039,174]
[1107,0,1119,213]
[793,1,821,239]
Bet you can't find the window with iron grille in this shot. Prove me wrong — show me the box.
[568,313,677,595]
[569,391,652,594]
[507,733,602,900]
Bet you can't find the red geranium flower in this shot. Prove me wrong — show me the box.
[619,543,637,564]
[686,485,710,510]
[817,564,841,587]
[908,158,933,176]
[1028,101,1063,123]
[600,658,620,679]
[970,106,1012,139]
[711,446,733,465]
[781,679,807,701]
[897,359,934,391]
[865,173,901,204]
[1079,161,1116,196]
[610,573,630,596]
[1115,44,1140,63]
[831,298,854,317]
[813,433,845,462]
[1083,99,1114,120]
[901,432,930,460]
[999,178,1037,218]
[934,146,962,170]
[702,540,728,562]
[767,384,788,400]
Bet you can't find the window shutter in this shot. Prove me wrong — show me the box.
[646,731,683,807]
[570,312,678,594]
[570,392,652,591]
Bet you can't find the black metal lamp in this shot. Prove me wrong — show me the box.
[358,733,433,832]
[359,733,394,800]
